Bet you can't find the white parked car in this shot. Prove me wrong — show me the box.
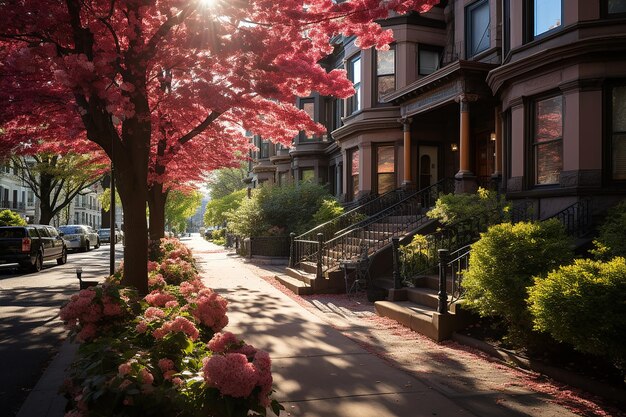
[58,225,100,252]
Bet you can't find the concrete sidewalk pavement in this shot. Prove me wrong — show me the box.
[185,237,584,417]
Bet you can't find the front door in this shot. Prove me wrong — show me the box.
[419,146,438,189]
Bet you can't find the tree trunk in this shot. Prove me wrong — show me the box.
[147,184,167,261]
[114,130,150,295]
[38,173,54,225]
[148,184,167,242]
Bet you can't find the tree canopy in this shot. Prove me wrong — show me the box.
[0,0,438,293]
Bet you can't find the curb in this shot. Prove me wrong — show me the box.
[16,338,77,417]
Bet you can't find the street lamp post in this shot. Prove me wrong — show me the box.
[110,164,116,276]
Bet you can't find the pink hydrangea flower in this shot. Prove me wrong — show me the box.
[135,321,148,333]
[139,368,154,385]
[158,358,175,372]
[144,290,177,307]
[144,307,166,319]
[179,279,205,297]
[203,353,257,398]
[207,332,240,353]
[191,289,228,332]
[118,362,132,376]
[165,300,179,308]
[153,316,199,341]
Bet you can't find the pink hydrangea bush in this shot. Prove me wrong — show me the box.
[203,332,275,408]
[60,283,135,342]
[62,242,281,417]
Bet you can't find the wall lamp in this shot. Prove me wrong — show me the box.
[450,143,458,152]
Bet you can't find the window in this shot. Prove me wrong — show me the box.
[299,98,316,141]
[605,0,626,16]
[300,168,315,183]
[376,47,395,101]
[418,46,442,76]
[349,148,359,199]
[376,145,396,194]
[466,0,490,57]
[27,191,34,206]
[525,0,562,41]
[260,138,270,159]
[503,0,511,57]
[610,85,626,180]
[333,98,343,131]
[347,55,362,115]
[532,95,563,185]
[278,171,289,186]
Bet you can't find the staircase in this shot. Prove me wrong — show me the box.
[276,179,455,295]
[375,198,598,342]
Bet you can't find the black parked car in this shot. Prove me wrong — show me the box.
[0,225,68,272]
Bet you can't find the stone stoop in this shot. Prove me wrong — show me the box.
[276,266,345,295]
[374,300,458,342]
[374,279,472,342]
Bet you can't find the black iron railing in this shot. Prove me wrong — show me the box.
[399,207,504,287]
[547,199,592,237]
[291,181,447,270]
[314,179,456,275]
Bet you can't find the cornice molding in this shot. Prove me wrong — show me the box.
[487,35,626,95]
[332,117,402,141]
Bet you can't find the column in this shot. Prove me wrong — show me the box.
[454,94,478,193]
[401,118,413,187]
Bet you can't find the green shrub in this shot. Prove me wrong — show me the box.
[528,257,626,368]
[312,199,344,225]
[212,237,226,246]
[427,187,509,226]
[399,234,439,281]
[226,183,334,237]
[591,201,626,259]
[211,228,225,240]
[0,209,27,226]
[462,220,573,341]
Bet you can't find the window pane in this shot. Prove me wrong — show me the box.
[535,96,562,143]
[608,0,626,13]
[303,101,314,120]
[351,57,361,84]
[613,134,626,180]
[536,141,562,184]
[377,49,394,76]
[534,0,561,36]
[469,1,490,56]
[377,75,395,99]
[351,149,359,176]
[301,169,315,183]
[419,49,440,75]
[352,175,359,198]
[378,173,396,194]
[613,86,626,132]
[377,146,395,173]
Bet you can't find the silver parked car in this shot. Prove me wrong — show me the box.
[58,225,100,252]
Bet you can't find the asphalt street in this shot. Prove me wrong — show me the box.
[0,244,123,417]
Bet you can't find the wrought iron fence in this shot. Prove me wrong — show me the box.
[318,178,456,274]
[547,199,592,237]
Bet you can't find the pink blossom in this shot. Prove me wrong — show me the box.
[147,261,159,272]
[172,377,183,386]
[191,289,229,332]
[144,307,166,319]
[208,332,239,353]
[76,323,97,342]
[153,316,199,341]
[203,353,257,398]
[165,300,179,308]
[158,358,175,372]
[179,279,205,297]
[135,321,148,333]
[139,368,154,385]
[118,362,132,376]
[144,290,176,307]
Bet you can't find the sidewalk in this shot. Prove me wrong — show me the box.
[17,236,618,417]
[185,237,593,417]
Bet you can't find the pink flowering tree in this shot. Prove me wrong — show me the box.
[0,0,438,294]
